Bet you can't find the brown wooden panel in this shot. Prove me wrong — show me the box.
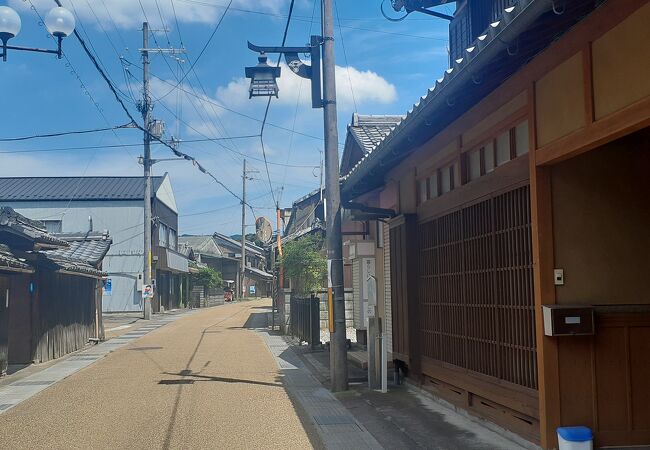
[594,326,629,431]
[558,336,594,428]
[629,326,650,431]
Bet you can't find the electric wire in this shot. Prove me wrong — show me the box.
[155,0,233,101]
[0,123,133,142]
[259,0,297,210]
[334,0,358,113]
[52,0,255,213]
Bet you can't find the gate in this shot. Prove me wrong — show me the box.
[290,295,320,349]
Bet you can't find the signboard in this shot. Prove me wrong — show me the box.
[103,278,112,296]
[142,284,154,299]
[249,285,256,295]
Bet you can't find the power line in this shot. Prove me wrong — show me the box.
[121,57,344,147]
[155,0,233,101]
[335,0,358,113]
[174,0,448,41]
[0,123,133,142]
[259,0,297,209]
[52,0,255,213]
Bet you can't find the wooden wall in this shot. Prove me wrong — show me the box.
[33,272,98,363]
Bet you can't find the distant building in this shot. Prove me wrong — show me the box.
[0,175,189,313]
[179,233,271,299]
[0,207,111,373]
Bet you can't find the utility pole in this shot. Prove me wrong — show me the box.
[141,21,153,321]
[244,0,348,391]
[139,23,185,320]
[322,0,348,392]
[240,159,247,301]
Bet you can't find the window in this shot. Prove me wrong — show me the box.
[515,121,529,156]
[484,140,495,173]
[428,172,439,199]
[468,148,482,181]
[42,220,62,233]
[418,178,428,204]
[496,130,511,166]
[159,223,168,247]
[440,166,452,194]
[169,228,177,250]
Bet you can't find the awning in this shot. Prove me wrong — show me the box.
[245,266,273,281]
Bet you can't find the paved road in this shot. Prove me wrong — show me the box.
[0,300,316,450]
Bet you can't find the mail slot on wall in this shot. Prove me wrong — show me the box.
[543,305,595,336]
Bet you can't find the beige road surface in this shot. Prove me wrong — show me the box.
[0,300,316,450]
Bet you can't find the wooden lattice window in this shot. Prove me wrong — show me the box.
[418,185,537,389]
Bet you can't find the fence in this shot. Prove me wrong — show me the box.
[289,295,320,349]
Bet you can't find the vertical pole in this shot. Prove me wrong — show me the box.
[322,0,348,392]
[240,159,247,301]
[142,22,153,320]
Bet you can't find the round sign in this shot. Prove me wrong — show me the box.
[255,216,273,244]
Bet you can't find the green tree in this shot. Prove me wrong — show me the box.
[280,234,327,296]
[191,266,223,290]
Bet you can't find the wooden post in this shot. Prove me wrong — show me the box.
[529,85,561,449]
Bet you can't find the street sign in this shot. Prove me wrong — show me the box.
[255,216,273,244]
[142,284,154,299]
[103,278,112,296]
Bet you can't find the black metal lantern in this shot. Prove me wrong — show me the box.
[244,53,280,99]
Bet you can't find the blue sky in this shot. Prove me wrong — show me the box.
[0,0,452,236]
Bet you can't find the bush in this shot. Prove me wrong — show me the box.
[280,234,327,296]
[191,266,223,290]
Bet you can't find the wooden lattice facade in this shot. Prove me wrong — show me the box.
[418,185,536,390]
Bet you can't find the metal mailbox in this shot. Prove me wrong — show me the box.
[543,305,595,336]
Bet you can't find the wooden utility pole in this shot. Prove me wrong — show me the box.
[142,21,153,320]
[322,0,348,391]
[240,159,247,301]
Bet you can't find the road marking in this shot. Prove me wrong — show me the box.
[105,324,133,332]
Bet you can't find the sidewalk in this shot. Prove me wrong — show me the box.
[291,339,532,450]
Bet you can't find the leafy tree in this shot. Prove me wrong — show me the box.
[191,266,223,290]
[280,234,327,296]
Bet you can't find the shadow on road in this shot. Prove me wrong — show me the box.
[160,370,282,388]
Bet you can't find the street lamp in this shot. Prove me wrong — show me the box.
[244,36,322,109]
[244,4,349,393]
[245,53,280,98]
[0,5,75,62]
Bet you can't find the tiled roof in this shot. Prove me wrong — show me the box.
[349,114,404,154]
[40,255,107,278]
[178,235,223,258]
[245,266,273,280]
[341,0,560,196]
[0,176,165,201]
[0,207,69,249]
[0,244,34,273]
[45,231,112,266]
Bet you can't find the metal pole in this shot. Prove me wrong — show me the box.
[240,159,247,301]
[142,22,153,320]
[322,0,348,392]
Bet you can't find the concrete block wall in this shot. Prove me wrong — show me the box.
[317,289,354,329]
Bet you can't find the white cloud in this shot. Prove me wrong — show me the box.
[216,61,397,111]
[10,0,291,29]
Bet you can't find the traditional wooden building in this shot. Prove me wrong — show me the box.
[341,0,650,447]
[0,208,110,374]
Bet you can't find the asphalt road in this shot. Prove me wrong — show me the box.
[0,300,316,450]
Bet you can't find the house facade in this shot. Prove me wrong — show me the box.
[0,175,189,313]
[0,208,110,373]
[342,0,650,448]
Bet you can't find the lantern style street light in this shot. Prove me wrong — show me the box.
[0,5,75,62]
[245,53,280,99]
[244,35,322,109]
